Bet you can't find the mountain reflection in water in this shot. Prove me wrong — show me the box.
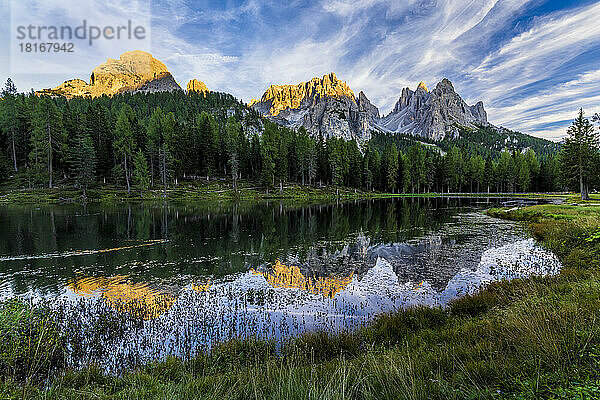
[68,276,176,320]
[0,197,563,371]
[57,238,561,372]
[251,260,354,299]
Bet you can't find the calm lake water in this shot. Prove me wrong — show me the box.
[0,198,561,371]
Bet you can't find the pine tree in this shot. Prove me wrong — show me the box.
[30,97,64,188]
[347,140,362,188]
[113,105,135,193]
[401,152,411,193]
[408,144,426,193]
[466,155,485,193]
[484,156,494,193]
[382,144,398,193]
[1,78,18,172]
[515,153,531,192]
[197,112,218,179]
[561,109,599,200]
[161,112,176,192]
[524,149,540,191]
[133,149,150,198]
[276,128,288,192]
[86,104,112,182]
[146,107,165,186]
[328,138,345,187]
[260,122,279,188]
[307,139,317,186]
[69,132,96,198]
[496,151,514,193]
[296,127,310,185]
[224,116,241,190]
[446,146,464,192]
[362,150,372,190]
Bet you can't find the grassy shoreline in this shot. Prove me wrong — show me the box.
[0,180,574,205]
[2,203,600,399]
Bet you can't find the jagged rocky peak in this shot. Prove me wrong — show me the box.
[187,79,209,95]
[357,91,380,119]
[254,72,356,116]
[252,73,378,142]
[377,78,488,141]
[37,50,181,99]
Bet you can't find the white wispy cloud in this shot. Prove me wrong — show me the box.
[465,2,600,139]
[1,0,599,141]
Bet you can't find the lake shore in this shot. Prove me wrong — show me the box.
[0,180,572,205]
[1,201,599,399]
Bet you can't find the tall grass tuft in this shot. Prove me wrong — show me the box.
[0,299,65,384]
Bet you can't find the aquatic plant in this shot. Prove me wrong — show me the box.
[0,299,65,383]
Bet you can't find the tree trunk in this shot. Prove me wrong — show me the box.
[124,154,130,193]
[162,149,167,196]
[580,169,589,200]
[47,119,52,188]
[11,128,17,172]
[150,157,154,187]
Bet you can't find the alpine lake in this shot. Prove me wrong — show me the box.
[0,197,562,372]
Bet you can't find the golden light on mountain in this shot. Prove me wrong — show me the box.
[37,50,182,99]
[68,275,175,320]
[417,81,428,92]
[187,79,209,96]
[251,260,354,299]
[256,73,356,116]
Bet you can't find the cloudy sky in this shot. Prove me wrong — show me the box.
[1,0,599,141]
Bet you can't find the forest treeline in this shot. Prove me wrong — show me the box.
[0,78,598,196]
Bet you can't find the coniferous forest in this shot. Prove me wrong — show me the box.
[0,78,598,196]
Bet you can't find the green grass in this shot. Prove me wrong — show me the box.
[2,204,600,399]
[0,181,387,205]
[0,299,65,385]
[0,176,575,205]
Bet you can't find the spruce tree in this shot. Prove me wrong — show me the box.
[260,122,279,188]
[113,105,135,193]
[561,109,599,200]
[1,78,18,172]
[224,116,241,190]
[30,97,64,188]
[382,144,398,193]
[146,107,165,186]
[70,132,96,198]
[133,149,150,198]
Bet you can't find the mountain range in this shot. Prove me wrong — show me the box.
[37,51,511,143]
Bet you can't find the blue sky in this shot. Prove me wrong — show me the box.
[1,0,600,141]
